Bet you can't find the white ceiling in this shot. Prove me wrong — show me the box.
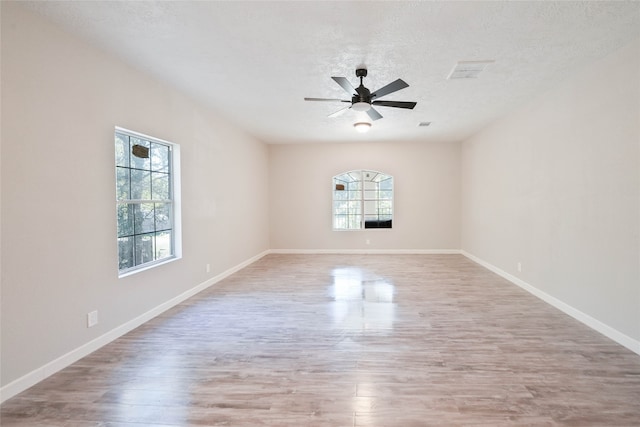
[20,1,640,144]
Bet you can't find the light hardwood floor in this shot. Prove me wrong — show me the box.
[2,254,640,426]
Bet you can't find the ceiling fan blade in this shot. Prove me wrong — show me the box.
[332,77,356,95]
[304,97,350,102]
[371,79,409,99]
[366,107,383,121]
[328,105,351,118]
[372,100,417,109]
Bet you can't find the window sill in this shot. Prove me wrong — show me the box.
[118,256,181,278]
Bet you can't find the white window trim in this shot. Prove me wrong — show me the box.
[115,127,182,277]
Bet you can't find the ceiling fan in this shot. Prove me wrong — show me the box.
[304,68,417,121]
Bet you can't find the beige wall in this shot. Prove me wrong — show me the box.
[461,38,640,343]
[269,140,461,251]
[1,3,269,387]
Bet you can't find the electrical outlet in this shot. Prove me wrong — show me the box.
[366,239,371,245]
[87,310,98,328]
[206,263,211,273]
[517,262,522,273]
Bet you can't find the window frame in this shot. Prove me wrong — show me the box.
[332,169,394,231]
[115,127,182,277]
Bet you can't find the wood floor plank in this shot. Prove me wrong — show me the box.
[2,254,639,426]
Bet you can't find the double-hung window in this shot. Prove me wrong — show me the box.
[115,128,181,276]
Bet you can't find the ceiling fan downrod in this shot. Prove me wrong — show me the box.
[353,68,371,109]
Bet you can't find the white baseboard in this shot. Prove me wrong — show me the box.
[461,250,640,356]
[269,249,462,255]
[0,250,270,403]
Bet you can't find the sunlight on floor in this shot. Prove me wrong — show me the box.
[330,267,395,331]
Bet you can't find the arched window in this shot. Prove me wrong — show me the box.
[333,170,393,230]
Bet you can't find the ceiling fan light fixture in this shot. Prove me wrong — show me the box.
[354,122,371,133]
[352,101,371,112]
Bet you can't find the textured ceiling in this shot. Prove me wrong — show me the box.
[19,1,640,144]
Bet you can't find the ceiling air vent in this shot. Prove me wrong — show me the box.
[418,122,431,127]
[447,60,494,79]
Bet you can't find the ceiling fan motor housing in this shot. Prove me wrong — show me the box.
[352,89,371,104]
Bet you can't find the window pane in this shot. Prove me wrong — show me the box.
[134,203,155,234]
[334,190,348,200]
[347,190,361,200]
[117,204,134,237]
[155,203,172,231]
[334,215,347,229]
[134,234,155,266]
[337,173,351,182]
[364,200,377,214]
[152,172,169,200]
[335,214,361,230]
[364,190,378,200]
[155,231,172,260]
[380,190,392,200]
[333,201,344,214]
[115,133,130,168]
[130,169,151,200]
[118,237,134,270]
[151,143,170,173]
[130,137,151,170]
[116,167,130,201]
